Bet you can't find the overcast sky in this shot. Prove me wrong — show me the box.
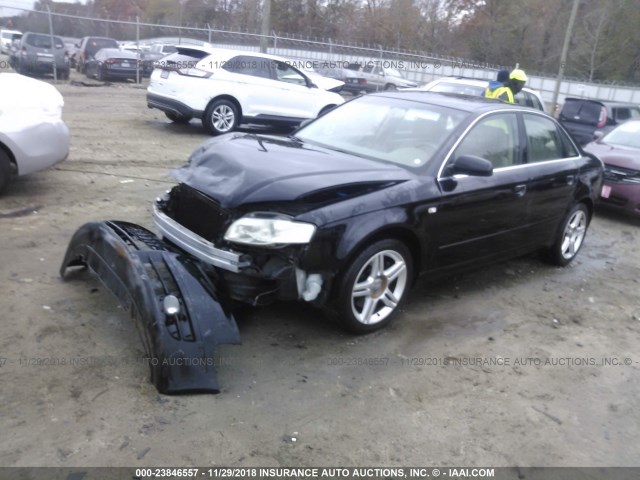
[1,0,86,17]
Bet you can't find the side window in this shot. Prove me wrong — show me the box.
[523,114,564,162]
[613,108,630,122]
[222,55,272,79]
[453,113,519,169]
[274,61,307,86]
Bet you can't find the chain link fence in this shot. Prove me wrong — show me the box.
[2,4,640,107]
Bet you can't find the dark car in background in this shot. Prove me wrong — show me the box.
[84,48,142,82]
[559,97,640,146]
[76,36,119,73]
[584,120,640,217]
[10,32,70,79]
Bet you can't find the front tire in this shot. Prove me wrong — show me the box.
[202,99,239,136]
[327,239,413,333]
[548,203,589,266]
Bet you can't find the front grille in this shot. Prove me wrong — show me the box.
[164,184,233,243]
[604,165,640,184]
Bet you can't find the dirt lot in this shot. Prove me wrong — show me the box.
[1,68,639,469]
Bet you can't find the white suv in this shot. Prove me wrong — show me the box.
[147,47,344,135]
[416,76,546,112]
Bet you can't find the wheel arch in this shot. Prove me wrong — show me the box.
[0,141,17,171]
[206,95,243,120]
[337,224,422,284]
[578,196,594,221]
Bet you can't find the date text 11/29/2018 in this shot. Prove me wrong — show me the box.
[134,467,496,478]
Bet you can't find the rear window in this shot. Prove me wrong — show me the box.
[560,100,604,126]
[85,38,118,55]
[613,107,640,122]
[26,34,64,49]
[156,50,209,69]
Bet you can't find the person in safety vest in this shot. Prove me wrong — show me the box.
[485,69,527,104]
[484,69,510,98]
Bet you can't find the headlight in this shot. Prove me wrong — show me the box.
[224,214,316,246]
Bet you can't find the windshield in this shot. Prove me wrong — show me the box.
[296,96,468,168]
[603,121,640,149]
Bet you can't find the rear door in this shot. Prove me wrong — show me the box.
[435,112,530,268]
[520,112,581,246]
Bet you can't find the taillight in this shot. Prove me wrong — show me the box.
[177,67,212,78]
[596,106,607,128]
[359,79,367,85]
[105,58,117,64]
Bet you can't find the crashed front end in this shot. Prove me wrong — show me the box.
[153,183,329,307]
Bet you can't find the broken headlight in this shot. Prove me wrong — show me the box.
[224,214,316,246]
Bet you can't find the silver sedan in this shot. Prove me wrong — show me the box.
[0,73,69,193]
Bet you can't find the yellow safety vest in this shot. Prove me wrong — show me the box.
[485,86,515,104]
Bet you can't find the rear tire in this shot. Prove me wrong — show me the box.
[202,99,239,136]
[325,239,413,334]
[0,150,12,194]
[384,83,397,91]
[547,203,589,266]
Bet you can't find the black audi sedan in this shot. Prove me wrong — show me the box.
[148,92,603,333]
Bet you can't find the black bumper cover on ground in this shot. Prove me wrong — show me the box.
[60,221,240,394]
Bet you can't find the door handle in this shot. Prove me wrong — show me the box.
[566,175,576,185]
[514,184,527,197]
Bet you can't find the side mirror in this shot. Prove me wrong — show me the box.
[449,155,493,177]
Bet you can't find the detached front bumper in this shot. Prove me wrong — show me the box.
[60,221,240,394]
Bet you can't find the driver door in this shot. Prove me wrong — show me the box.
[434,112,531,268]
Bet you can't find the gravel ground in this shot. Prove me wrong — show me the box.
[0,67,639,469]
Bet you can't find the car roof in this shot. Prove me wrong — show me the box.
[370,90,538,113]
[428,76,541,96]
[203,48,306,64]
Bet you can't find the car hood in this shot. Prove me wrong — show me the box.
[0,73,65,131]
[172,134,414,209]
[584,142,640,170]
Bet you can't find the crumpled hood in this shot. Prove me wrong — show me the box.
[172,134,414,208]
